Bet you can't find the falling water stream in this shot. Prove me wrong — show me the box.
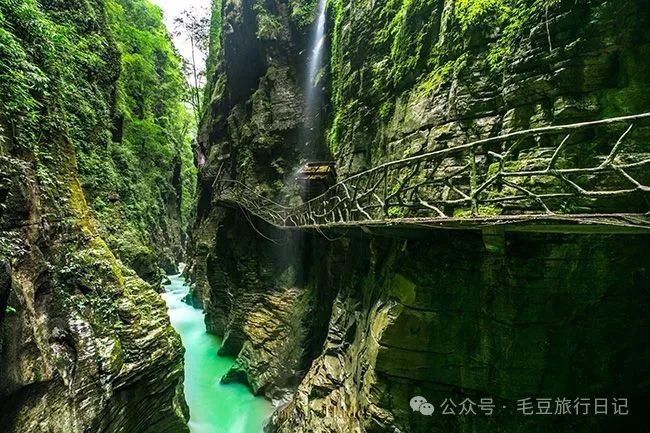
[306,0,327,102]
[162,272,273,433]
[301,0,328,157]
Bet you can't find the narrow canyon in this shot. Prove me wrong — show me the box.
[1,0,649,433]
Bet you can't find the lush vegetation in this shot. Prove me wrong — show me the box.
[454,0,559,70]
[200,0,222,111]
[0,0,197,282]
[93,0,196,276]
[327,0,559,156]
[0,0,115,154]
[289,0,318,30]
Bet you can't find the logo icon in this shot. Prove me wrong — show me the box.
[410,396,434,416]
[419,402,435,416]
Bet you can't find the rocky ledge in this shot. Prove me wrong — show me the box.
[0,156,189,433]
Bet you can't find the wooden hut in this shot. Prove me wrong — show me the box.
[296,162,337,202]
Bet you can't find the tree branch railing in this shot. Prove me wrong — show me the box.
[217,113,650,230]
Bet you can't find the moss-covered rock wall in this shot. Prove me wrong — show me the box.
[188,0,650,431]
[328,0,650,174]
[269,230,649,433]
[0,0,191,431]
[185,0,321,306]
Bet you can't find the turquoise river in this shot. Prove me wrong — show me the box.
[162,272,273,433]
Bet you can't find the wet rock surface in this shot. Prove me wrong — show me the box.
[187,0,650,432]
[0,0,189,430]
[269,231,650,433]
[0,156,189,433]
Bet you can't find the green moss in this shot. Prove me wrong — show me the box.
[327,101,360,156]
[487,162,502,178]
[378,100,395,122]
[326,0,580,166]
[0,0,194,278]
[289,0,318,29]
[599,44,650,118]
[254,3,286,41]
[388,273,417,304]
[414,54,468,97]
[454,205,502,218]
[0,0,110,151]
[387,206,407,218]
[369,0,442,90]
[454,0,559,70]
[205,0,223,83]
[478,205,503,216]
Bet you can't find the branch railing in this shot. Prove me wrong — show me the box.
[217,113,650,229]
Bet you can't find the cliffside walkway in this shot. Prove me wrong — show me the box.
[217,113,650,234]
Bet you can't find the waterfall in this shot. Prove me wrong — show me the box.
[301,0,327,159]
[306,0,327,93]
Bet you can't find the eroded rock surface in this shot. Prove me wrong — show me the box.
[187,0,650,432]
[270,232,650,433]
[184,0,325,398]
[0,0,190,431]
[0,156,188,433]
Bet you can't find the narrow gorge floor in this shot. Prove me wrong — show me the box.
[162,273,273,433]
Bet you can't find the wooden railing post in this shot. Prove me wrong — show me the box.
[383,166,388,216]
[470,145,478,216]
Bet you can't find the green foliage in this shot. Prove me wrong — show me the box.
[387,206,407,218]
[289,0,318,29]
[327,0,349,155]
[81,0,196,271]
[455,0,558,70]
[204,0,222,84]
[414,54,467,97]
[328,0,444,155]
[378,99,395,123]
[254,2,286,41]
[327,0,560,157]
[382,0,441,89]
[179,127,197,231]
[455,0,507,29]
[0,0,197,279]
[200,0,223,117]
[0,0,115,151]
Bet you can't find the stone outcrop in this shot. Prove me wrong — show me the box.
[184,0,332,398]
[0,153,188,433]
[185,0,307,302]
[0,0,189,431]
[187,0,650,432]
[269,231,650,433]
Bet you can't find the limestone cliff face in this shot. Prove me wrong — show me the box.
[0,152,189,433]
[269,232,649,433]
[185,0,325,395]
[0,1,189,431]
[188,0,650,432]
[328,0,650,175]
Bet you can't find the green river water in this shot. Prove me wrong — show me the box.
[162,273,273,433]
